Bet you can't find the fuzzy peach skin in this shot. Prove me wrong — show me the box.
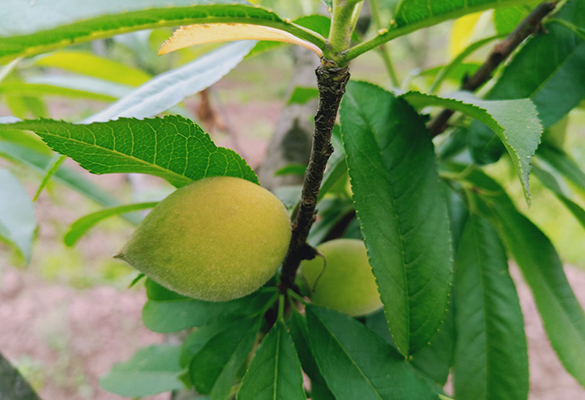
[117,177,291,301]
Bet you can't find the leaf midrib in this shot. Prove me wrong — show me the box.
[31,126,193,185]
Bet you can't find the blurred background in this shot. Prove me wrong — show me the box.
[1,0,585,398]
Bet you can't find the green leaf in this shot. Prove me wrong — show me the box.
[453,215,528,400]
[340,81,453,355]
[346,0,541,60]
[0,1,325,63]
[86,41,255,122]
[99,345,184,397]
[306,305,440,400]
[493,6,530,35]
[486,0,585,128]
[288,87,319,105]
[0,168,36,264]
[4,115,258,188]
[365,305,455,388]
[142,279,276,333]
[288,310,335,400]
[33,154,66,201]
[64,202,158,246]
[492,205,585,389]
[33,51,152,86]
[429,35,503,94]
[190,315,262,399]
[403,91,542,201]
[0,81,117,102]
[393,0,539,29]
[26,75,132,100]
[532,165,585,230]
[458,166,585,389]
[237,321,306,400]
[0,351,42,400]
[0,140,132,215]
[538,144,585,195]
[274,164,307,177]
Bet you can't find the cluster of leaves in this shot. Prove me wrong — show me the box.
[1,0,585,399]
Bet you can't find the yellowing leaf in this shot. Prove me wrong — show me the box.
[450,12,483,58]
[160,23,323,57]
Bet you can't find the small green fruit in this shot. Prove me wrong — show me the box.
[117,177,291,301]
[300,239,382,316]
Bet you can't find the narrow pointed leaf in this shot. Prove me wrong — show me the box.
[340,81,453,355]
[454,215,528,400]
[393,0,540,29]
[86,41,256,122]
[237,322,306,400]
[64,202,158,246]
[0,168,36,264]
[288,310,335,400]
[403,91,542,201]
[160,24,322,56]
[190,316,262,399]
[306,305,440,400]
[347,0,541,60]
[532,165,585,230]
[457,165,585,389]
[3,115,258,188]
[33,51,152,86]
[0,1,325,63]
[538,144,585,196]
[491,205,585,389]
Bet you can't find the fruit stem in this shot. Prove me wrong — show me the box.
[280,65,350,289]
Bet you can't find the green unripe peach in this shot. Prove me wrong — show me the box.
[117,177,291,301]
[300,239,382,316]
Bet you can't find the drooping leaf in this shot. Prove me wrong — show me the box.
[455,165,585,389]
[485,0,585,128]
[237,321,306,400]
[160,24,322,56]
[402,91,542,201]
[99,345,184,397]
[4,115,258,188]
[64,202,158,246]
[143,279,277,333]
[190,315,262,399]
[532,165,585,230]
[288,310,335,400]
[306,305,440,400]
[0,1,326,63]
[537,144,585,195]
[453,215,528,400]
[33,51,152,86]
[86,41,256,122]
[340,81,453,355]
[0,168,36,264]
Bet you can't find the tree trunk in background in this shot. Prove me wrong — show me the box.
[0,351,42,400]
[257,46,320,190]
